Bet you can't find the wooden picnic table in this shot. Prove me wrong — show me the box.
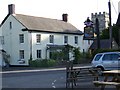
[103,70,120,82]
[93,70,120,90]
[66,65,99,88]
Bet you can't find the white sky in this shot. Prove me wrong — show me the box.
[0,0,120,31]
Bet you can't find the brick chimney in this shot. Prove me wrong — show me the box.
[8,4,15,15]
[62,14,68,22]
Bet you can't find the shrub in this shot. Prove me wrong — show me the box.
[29,59,57,67]
[92,49,120,58]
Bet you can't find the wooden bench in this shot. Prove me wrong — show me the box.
[66,65,99,88]
[73,68,99,81]
[93,81,120,90]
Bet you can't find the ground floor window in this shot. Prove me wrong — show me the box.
[37,50,41,58]
[19,50,24,60]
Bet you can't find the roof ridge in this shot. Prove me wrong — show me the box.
[15,14,65,22]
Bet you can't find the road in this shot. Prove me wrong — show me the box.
[2,69,66,88]
[1,67,116,90]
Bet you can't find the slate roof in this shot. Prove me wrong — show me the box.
[12,14,83,35]
[90,39,111,49]
[89,39,119,49]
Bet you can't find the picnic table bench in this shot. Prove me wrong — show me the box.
[93,70,120,90]
[93,81,120,90]
[66,61,99,88]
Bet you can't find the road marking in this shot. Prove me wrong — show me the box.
[54,80,56,82]
[1,65,91,74]
[52,86,56,88]
[52,80,57,88]
[0,68,66,74]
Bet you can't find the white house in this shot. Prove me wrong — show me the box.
[0,27,3,66]
[1,4,92,66]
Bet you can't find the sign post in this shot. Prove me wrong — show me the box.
[83,17,94,40]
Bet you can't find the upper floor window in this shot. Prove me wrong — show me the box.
[64,36,68,44]
[10,22,12,29]
[49,35,54,43]
[0,36,4,45]
[36,34,41,44]
[75,36,78,44]
[37,50,41,58]
[19,50,24,60]
[19,34,24,43]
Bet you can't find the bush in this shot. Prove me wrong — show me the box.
[92,49,120,58]
[29,59,57,67]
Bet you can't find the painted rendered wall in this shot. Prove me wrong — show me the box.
[1,15,93,65]
[2,15,30,65]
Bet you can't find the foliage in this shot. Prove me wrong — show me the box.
[29,59,56,67]
[73,47,81,64]
[50,51,64,61]
[112,26,119,46]
[92,49,120,58]
[100,25,119,46]
[100,28,109,39]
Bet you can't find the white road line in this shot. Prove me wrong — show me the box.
[52,86,56,88]
[0,68,66,74]
[1,65,91,74]
[54,80,56,82]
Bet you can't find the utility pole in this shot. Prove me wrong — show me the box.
[96,18,100,49]
[108,0,112,49]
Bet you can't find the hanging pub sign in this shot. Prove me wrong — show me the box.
[83,26,94,40]
[83,17,94,40]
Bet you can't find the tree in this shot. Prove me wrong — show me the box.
[100,28,109,39]
[100,25,119,46]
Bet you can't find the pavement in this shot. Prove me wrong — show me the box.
[1,63,91,72]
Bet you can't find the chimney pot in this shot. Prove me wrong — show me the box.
[62,14,68,22]
[8,4,15,15]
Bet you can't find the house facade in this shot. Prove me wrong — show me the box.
[1,4,93,66]
[0,27,3,66]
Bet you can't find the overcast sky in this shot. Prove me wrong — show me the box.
[0,0,120,31]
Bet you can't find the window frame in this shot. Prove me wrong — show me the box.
[74,36,78,44]
[49,35,54,43]
[19,50,24,60]
[19,34,24,43]
[10,22,12,29]
[37,50,41,59]
[36,34,41,44]
[64,36,68,44]
[0,36,4,45]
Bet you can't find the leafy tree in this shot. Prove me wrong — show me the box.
[73,47,81,64]
[100,28,109,39]
[100,25,119,46]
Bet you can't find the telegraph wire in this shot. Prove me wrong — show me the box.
[111,0,118,15]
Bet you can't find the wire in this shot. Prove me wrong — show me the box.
[111,0,118,15]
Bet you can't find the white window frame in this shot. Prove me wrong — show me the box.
[75,36,78,44]
[19,50,24,60]
[37,50,41,58]
[19,34,24,43]
[10,22,12,29]
[0,36,4,45]
[49,35,54,43]
[64,36,68,44]
[36,34,41,44]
